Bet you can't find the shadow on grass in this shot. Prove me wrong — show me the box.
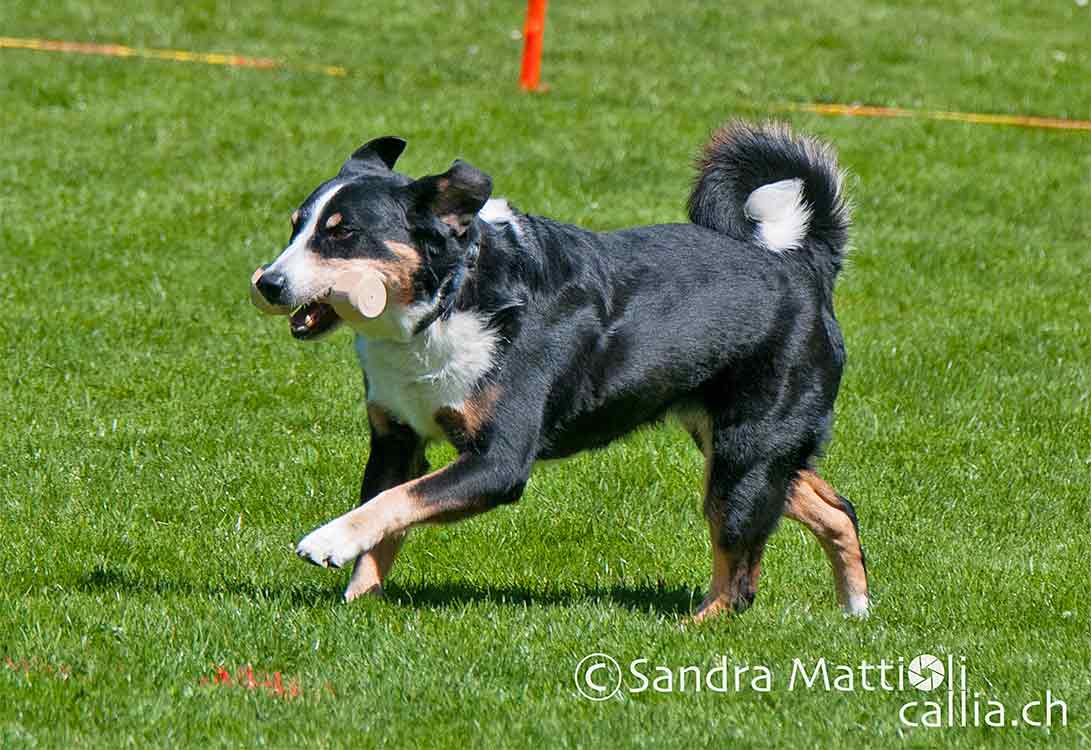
[75,564,335,609]
[385,580,700,617]
[74,564,701,617]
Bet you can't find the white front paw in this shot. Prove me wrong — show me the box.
[296,516,369,569]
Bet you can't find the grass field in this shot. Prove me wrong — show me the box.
[2,0,1089,746]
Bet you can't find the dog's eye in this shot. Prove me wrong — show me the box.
[327,226,354,241]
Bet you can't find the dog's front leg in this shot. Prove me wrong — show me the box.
[342,405,427,602]
[297,450,531,571]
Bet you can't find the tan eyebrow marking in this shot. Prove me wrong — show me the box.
[325,212,342,229]
[290,209,300,226]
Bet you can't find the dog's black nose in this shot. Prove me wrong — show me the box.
[256,269,288,305]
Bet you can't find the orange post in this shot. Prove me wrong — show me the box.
[519,0,548,91]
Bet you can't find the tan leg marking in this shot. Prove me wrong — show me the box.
[690,523,766,624]
[786,471,869,616]
[345,480,430,547]
[343,533,407,602]
[296,469,453,569]
[690,528,736,623]
[341,402,406,598]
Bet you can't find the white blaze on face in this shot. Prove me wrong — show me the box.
[265,181,346,304]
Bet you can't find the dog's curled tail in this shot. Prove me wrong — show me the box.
[687,121,850,274]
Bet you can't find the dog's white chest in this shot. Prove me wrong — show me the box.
[354,311,498,438]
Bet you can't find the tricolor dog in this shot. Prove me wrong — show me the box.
[251,122,869,621]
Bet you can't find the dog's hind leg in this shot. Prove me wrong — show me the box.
[785,470,869,617]
[693,520,769,623]
[691,425,789,622]
[343,404,428,603]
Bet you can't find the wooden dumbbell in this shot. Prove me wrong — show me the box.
[326,269,388,320]
[250,265,387,320]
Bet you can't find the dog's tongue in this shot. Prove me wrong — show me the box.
[289,301,340,339]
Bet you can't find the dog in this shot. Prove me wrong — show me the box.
[252,121,869,621]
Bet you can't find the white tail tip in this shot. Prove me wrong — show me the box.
[744,178,812,252]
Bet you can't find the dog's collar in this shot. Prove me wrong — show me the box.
[411,224,481,335]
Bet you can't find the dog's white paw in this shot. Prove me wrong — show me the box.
[296,517,368,570]
[844,593,870,618]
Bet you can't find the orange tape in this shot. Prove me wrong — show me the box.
[3,35,1087,132]
[775,101,1091,132]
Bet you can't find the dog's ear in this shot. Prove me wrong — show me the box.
[410,160,493,236]
[338,136,407,176]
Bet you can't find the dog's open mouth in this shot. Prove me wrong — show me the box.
[289,301,341,340]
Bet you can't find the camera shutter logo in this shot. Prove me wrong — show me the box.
[907,654,945,691]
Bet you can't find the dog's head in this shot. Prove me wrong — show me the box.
[254,137,493,341]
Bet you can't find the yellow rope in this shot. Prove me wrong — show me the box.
[0,36,347,76]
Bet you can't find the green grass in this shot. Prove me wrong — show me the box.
[1,0,1089,746]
